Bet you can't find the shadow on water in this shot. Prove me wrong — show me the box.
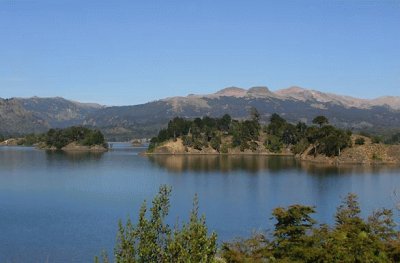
[147,155,400,175]
[45,150,105,163]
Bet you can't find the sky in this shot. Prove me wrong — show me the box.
[0,0,399,105]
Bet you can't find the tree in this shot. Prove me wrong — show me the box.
[267,113,286,137]
[272,205,316,261]
[331,194,390,262]
[165,195,217,262]
[167,117,191,140]
[317,128,351,156]
[264,135,282,153]
[296,122,308,136]
[107,185,217,263]
[250,107,260,123]
[202,116,217,130]
[312,116,329,127]
[281,124,298,145]
[218,114,232,132]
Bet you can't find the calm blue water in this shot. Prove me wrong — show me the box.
[1,144,400,262]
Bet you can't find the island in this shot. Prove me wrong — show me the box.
[0,126,109,152]
[37,126,108,152]
[146,111,400,165]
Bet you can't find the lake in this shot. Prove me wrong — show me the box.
[1,143,400,262]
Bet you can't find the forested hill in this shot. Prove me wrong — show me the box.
[1,86,400,140]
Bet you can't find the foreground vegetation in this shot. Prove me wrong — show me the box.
[6,126,107,149]
[97,186,400,262]
[95,185,217,263]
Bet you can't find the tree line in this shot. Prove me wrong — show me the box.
[148,110,353,157]
[96,186,400,262]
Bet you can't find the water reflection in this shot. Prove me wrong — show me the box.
[45,150,104,163]
[147,155,298,173]
[299,162,400,176]
[148,155,400,175]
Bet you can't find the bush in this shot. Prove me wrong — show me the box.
[220,143,229,154]
[355,137,365,145]
[182,135,193,147]
[265,135,282,153]
[371,136,382,144]
[210,135,221,152]
[239,140,250,152]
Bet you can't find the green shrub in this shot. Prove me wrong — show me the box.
[210,135,221,152]
[265,135,282,153]
[220,143,229,154]
[355,137,365,145]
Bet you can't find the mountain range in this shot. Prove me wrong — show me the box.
[1,87,400,140]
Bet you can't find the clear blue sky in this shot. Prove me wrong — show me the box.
[1,0,399,105]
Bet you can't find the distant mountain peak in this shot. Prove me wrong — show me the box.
[247,86,274,97]
[214,87,247,97]
[276,86,307,95]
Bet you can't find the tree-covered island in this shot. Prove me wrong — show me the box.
[6,126,109,152]
[147,110,400,164]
